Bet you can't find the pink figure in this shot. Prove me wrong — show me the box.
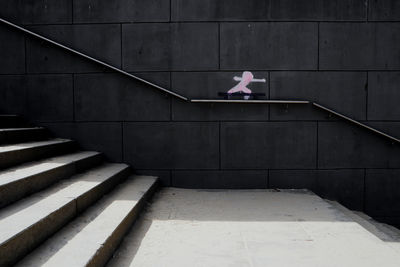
[228,71,254,95]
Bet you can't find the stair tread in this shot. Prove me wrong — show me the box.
[0,138,72,153]
[0,163,128,245]
[0,151,101,186]
[16,175,157,267]
[0,127,44,132]
[326,200,400,254]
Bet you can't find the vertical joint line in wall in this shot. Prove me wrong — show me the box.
[218,23,221,70]
[366,0,369,22]
[363,169,366,212]
[120,24,123,69]
[121,122,124,161]
[169,0,172,22]
[169,170,172,186]
[366,71,368,121]
[24,37,27,73]
[316,121,319,169]
[317,22,320,70]
[72,74,75,121]
[71,0,74,24]
[267,169,269,189]
[169,72,173,121]
[268,71,271,120]
[218,122,221,169]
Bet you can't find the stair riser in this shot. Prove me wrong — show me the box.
[87,179,158,267]
[0,166,130,267]
[0,129,49,145]
[0,153,103,208]
[0,141,76,169]
[0,116,27,129]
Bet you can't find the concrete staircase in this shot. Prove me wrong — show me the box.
[0,115,158,266]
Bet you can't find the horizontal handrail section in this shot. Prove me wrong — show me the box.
[0,17,399,144]
[191,99,310,104]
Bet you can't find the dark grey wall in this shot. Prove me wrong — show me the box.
[1,0,400,227]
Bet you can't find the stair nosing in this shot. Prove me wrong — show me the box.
[0,151,102,187]
[0,139,73,153]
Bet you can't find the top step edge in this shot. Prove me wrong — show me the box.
[0,127,44,131]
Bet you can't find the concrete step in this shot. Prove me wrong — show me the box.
[0,127,49,145]
[352,211,400,238]
[0,115,28,129]
[16,175,158,267]
[326,200,400,254]
[0,163,130,266]
[0,151,103,208]
[0,139,76,169]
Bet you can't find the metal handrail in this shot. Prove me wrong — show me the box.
[191,99,310,104]
[313,103,400,143]
[1,17,399,144]
[0,18,188,101]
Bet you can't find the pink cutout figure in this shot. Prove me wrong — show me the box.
[228,71,254,95]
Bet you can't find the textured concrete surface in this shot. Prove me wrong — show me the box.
[108,188,400,267]
[16,175,158,267]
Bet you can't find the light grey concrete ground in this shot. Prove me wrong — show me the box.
[108,188,400,267]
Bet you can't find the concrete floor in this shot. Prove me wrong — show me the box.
[108,188,400,267]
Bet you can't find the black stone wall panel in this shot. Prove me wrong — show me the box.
[26,24,121,73]
[369,0,400,21]
[315,169,364,211]
[40,122,123,162]
[74,73,170,121]
[320,23,400,70]
[366,169,400,217]
[221,122,317,169]
[73,0,169,23]
[25,75,73,122]
[0,0,72,25]
[0,75,73,121]
[318,121,400,169]
[268,0,366,21]
[122,23,219,71]
[0,75,27,115]
[171,0,270,21]
[123,122,219,169]
[220,23,318,70]
[270,72,367,120]
[171,0,366,21]
[0,25,25,74]
[368,72,400,120]
[172,170,268,189]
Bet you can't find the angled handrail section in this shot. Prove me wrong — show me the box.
[0,18,188,101]
[0,17,399,144]
[313,103,400,143]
